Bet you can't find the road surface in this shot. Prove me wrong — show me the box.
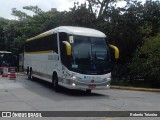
[0,75,160,120]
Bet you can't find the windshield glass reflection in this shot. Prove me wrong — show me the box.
[69,35,111,75]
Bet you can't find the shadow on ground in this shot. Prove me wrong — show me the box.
[32,77,107,97]
[18,77,111,103]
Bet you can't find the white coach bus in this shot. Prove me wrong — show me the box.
[24,26,119,93]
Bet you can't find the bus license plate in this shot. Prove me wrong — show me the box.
[88,84,96,89]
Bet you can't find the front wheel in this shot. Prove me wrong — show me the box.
[52,75,60,92]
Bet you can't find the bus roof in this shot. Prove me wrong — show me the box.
[27,26,106,42]
[0,51,12,54]
[55,26,106,37]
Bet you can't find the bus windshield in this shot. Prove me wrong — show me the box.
[70,36,111,75]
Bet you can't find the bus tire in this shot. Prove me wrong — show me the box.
[27,67,29,75]
[86,89,91,94]
[28,71,31,80]
[52,74,60,92]
[28,68,33,80]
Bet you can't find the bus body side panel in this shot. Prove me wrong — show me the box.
[24,51,60,83]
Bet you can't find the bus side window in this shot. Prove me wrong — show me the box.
[51,34,58,53]
[25,42,31,52]
[59,32,69,67]
[25,34,58,53]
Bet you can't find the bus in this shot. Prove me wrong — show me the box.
[24,26,119,93]
[0,51,16,74]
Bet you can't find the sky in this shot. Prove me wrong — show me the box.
[0,0,83,19]
[0,0,145,20]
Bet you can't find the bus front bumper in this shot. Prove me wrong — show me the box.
[58,78,111,90]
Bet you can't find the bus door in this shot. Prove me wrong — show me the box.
[59,32,70,80]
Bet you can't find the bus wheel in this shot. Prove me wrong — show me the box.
[28,68,33,80]
[28,71,31,80]
[27,67,29,75]
[52,74,60,92]
[86,89,91,94]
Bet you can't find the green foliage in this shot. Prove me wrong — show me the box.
[139,22,152,37]
[86,0,117,18]
[68,3,96,27]
[143,0,160,35]
[129,34,160,86]
[11,8,30,20]
[23,6,43,15]
[0,17,9,50]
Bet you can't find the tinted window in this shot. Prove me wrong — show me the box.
[25,34,58,53]
[59,32,69,67]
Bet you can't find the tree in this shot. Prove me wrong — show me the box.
[11,8,30,20]
[129,33,160,87]
[68,2,96,27]
[23,6,43,15]
[142,0,160,35]
[0,17,9,50]
[3,20,22,51]
[86,0,117,18]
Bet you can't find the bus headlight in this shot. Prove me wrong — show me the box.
[103,77,111,82]
[107,77,111,81]
[106,84,110,88]
[72,76,77,80]
[72,83,76,87]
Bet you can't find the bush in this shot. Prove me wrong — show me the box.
[129,34,160,87]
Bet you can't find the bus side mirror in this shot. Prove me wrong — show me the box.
[109,44,119,60]
[62,41,71,56]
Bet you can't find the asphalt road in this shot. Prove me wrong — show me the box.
[0,75,160,120]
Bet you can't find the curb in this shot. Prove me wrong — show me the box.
[111,86,160,92]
